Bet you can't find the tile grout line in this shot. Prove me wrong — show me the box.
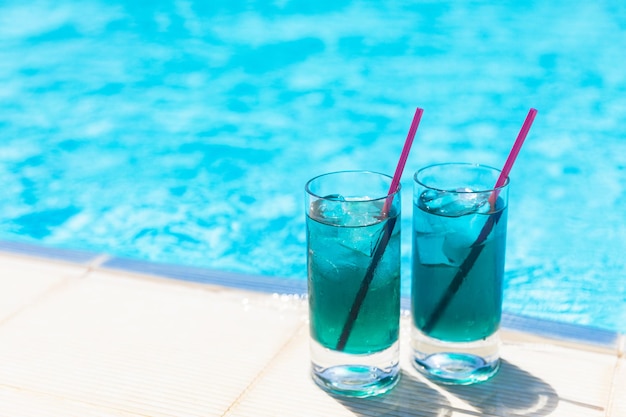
[220,320,308,417]
[85,254,112,274]
[604,335,625,417]
[0,252,111,329]
[0,265,94,329]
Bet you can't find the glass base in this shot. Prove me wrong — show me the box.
[411,328,500,385]
[413,352,500,385]
[311,364,399,397]
[310,341,399,397]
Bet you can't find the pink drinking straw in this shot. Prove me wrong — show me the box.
[382,107,424,216]
[488,108,538,207]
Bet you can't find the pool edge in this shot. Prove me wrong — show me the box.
[0,239,622,355]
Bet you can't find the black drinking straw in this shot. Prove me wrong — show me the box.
[336,215,398,351]
[336,107,423,351]
[421,211,503,333]
[421,108,538,334]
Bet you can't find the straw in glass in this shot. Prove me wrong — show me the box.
[336,107,424,351]
[421,108,538,334]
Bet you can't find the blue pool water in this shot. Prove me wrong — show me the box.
[1,1,625,332]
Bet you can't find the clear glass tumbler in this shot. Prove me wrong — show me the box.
[305,170,401,397]
[411,163,509,385]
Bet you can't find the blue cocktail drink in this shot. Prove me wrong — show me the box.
[306,171,400,397]
[411,163,508,384]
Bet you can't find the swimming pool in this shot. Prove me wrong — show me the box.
[1,1,625,332]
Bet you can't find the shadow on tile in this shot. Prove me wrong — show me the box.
[440,359,559,416]
[335,370,453,417]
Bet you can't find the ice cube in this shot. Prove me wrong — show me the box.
[416,233,453,266]
[309,194,346,224]
[420,189,491,217]
[420,189,455,210]
[442,231,474,266]
[310,195,387,257]
[310,252,342,281]
[339,218,385,257]
[439,190,489,217]
[415,197,453,266]
[325,194,345,202]
[343,197,385,226]
[441,212,495,265]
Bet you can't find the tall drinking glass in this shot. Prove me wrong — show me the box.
[411,163,508,384]
[305,171,401,397]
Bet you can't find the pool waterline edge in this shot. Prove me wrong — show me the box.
[0,239,622,355]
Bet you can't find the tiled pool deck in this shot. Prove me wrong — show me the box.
[0,243,624,416]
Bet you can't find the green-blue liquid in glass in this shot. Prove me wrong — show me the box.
[412,195,506,342]
[307,212,400,354]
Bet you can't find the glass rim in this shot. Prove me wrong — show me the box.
[305,170,400,203]
[413,162,510,194]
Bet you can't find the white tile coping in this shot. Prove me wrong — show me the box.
[0,246,624,416]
